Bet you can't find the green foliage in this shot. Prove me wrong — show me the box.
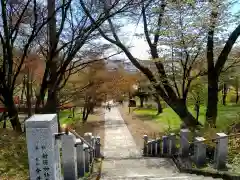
[84,172,90,177]
[188,77,208,106]
[231,153,240,173]
[59,109,82,125]
[226,89,237,103]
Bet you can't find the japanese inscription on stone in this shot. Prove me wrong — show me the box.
[34,144,51,180]
[25,114,60,180]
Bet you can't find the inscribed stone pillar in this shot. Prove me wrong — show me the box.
[25,114,61,180]
[62,132,77,180]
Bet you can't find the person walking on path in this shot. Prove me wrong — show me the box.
[107,103,111,112]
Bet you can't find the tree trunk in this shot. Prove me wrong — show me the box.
[195,104,200,122]
[82,106,86,121]
[41,90,61,131]
[72,107,75,118]
[156,100,162,115]
[20,76,26,105]
[7,102,22,132]
[206,75,218,127]
[82,105,90,123]
[26,71,32,117]
[82,96,91,122]
[236,78,239,104]
[1,89,22,131]
[140,97,144,107]
[222,83,227,106]
[1,112,7,128]
[89,102,94,114]
[3,119,6,128]
[236,92,239,104]
[154,95,162,115]
[0,111,6,122]
[169,100,200,128]
[42,91,58,113]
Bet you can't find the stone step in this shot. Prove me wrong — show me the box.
[101,173,223,180]
[101,158,223,180]
[101,176,223,180]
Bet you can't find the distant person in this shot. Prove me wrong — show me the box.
[107,103,111,112]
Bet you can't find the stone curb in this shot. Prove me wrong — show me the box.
[171,155,240,180]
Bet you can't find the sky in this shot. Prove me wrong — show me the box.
[107,1,240,62]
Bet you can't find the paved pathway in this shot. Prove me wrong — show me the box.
[103,107,141,159]
[101,107,222,180]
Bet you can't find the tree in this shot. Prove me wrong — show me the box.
[101,65,140,101]
[34,0,138,117]
[83,0,212,128]
[0,0,56,131]
[133,73,163,114]
[206,0,240,127]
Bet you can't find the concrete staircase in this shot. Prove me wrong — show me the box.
[101,157,223,180]
[101,108,223,180]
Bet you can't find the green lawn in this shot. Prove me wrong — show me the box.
[134,104,240,132]
[59,108,82,125]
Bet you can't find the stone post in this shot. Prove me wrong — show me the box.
[95,136,101,158]
[214,133,228,169]
[62,132,77,180]
[194,137,206,167]
[180,129,190,157]
[147,140,151,156]
[168,133,176,156]
[75,138,85,178]
[149,140,154,156]
[84,133,93,164]
[143,135,148,156]
[83,144,90,173]
[154,139,158,156]
[162,136,168,155]
[25,114,62,180]
[91,136,96,158]
[156,138,161,156]
[152,140,156,156]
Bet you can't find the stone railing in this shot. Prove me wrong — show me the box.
[25,114,101,180]
[143,129,240,170]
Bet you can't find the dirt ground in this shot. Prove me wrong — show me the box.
[70,108,105,147]
[118,105,165,149]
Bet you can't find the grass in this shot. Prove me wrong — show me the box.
[133,104,240,133]
[0,130,29,180]
[0,108,82,129]
[59,108,83,125]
